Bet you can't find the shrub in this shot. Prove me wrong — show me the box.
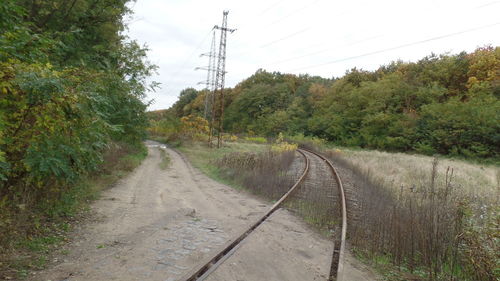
[243,136,268,143]
[271,132,298,152]
[286,133,326,148]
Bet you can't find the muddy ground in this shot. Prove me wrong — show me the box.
[27,141,377,281]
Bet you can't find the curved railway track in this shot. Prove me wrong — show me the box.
[180,148,347,281]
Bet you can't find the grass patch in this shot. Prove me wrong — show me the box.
[0,142,147,280]
[243,136,268,143]
[17,236,63,253]
[178,141,270,188]
[352,248,428,281]
[159,149,171,170]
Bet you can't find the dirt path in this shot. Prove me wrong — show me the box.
[28,141,377,281]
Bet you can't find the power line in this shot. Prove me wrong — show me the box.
[268,35,383,66]
[231,27,311,57]
[257,0,287,16]
[269,0,322,26]
[230,0,324,51]
[288,22,500,72]
[229,0,290,47]
[259,27,310,48]
[230,3,354,59]
[475,1,500,8]
[231,0,492,71]
[164,28,213,90]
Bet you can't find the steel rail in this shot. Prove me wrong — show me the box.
[179,149,310,281]
[299,148,347,281]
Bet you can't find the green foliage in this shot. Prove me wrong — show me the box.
[171,88,200,117]
[285,133,326,148]
[148,114,182,143]
[165,47,499,160]
[224,70,330,136]
[0,0,154,253]
[417,93,499,158]
[243,136,268,143]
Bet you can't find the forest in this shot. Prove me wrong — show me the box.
[0,0,154,249]
[153,46,499,160]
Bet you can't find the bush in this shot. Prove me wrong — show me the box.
[0,0,153,259]
[286,133,326,148]
[243,136,268,143]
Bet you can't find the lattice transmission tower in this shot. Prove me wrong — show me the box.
[210,11,235,148]
[196,29,217,120]
[196,11,235,148]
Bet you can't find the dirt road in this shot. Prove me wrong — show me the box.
[29,141,377,281]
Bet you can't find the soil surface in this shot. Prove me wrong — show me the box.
[28,141,378,281]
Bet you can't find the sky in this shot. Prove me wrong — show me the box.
[125,0,500,110]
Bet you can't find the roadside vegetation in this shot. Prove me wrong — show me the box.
[212,135,298,200]
[1,0,153,278]
[1,145,146,279]
[177,135,297,195]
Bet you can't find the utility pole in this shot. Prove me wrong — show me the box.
[212,10,235,148]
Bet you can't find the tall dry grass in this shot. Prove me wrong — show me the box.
[214,150,296,200]
[340,149,499,202]
[324,149,499,281]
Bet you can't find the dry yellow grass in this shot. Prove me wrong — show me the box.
[336,149,499,201]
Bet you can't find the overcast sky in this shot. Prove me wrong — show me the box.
[125,0,500,110]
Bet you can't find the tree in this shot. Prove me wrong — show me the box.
[0,0,155,220]
[172,88,199,117]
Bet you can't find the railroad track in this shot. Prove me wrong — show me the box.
[180,148,347,281]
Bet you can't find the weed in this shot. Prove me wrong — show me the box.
[179,141,270,187]
[159,148,171,170]
[243,136,268,144]
[0,142,147,278]
[17,269,29,279]
[214,150,296,200]
[285,133,326,148]
[324,149,499,281]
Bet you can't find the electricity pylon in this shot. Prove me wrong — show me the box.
[212,10,235,148]
[198,29,217,119]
